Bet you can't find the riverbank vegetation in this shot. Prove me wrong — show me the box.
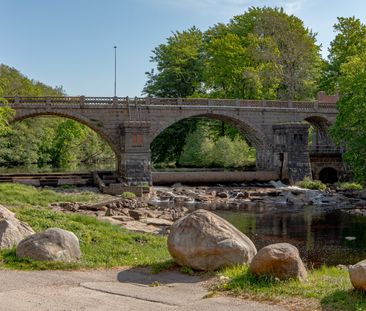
[215,265,366,311]
[0,183,169,270]
[0,65,115,171]
[296,177,327,191]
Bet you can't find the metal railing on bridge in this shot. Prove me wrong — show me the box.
[1,96,337,111]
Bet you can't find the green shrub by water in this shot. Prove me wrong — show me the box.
[338,182,363,191]
[296,177,326,190]
[121,191,136,199]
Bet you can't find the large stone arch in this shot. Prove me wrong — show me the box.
[149,112,273,169]
[11,110,119,156]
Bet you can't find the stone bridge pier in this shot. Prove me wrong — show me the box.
[119,121,152,185]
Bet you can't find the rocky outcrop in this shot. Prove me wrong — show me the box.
[249,243,307,281]
[0,205,34,249]
[167,209,257,271]
[349,260,366,291]
[16,228,81,262]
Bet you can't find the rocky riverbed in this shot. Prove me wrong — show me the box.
[49,181,366,235]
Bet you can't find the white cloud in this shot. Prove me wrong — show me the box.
[281,0,305,15]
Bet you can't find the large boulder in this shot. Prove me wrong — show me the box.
[0,205,34,249]
[349,260,366,291]
[167,209,257,271]
[249,243,307,281]
[16,228,81,262]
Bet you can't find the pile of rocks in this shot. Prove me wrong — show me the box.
[0,205,80,263]
[151,185,354,209]
[50,198,190,235]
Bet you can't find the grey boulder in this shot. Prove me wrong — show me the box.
[167,209,257,271]
[16,228,81,262]
[0,205,34,249]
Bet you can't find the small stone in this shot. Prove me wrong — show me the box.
[216,192,228,199]
[145,218,173,227]
[105,208,116,216]
[129,209,147,220]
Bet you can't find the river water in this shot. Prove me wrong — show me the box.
[216,206,366,267]
[156,201,366,267]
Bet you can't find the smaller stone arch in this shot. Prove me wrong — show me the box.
[318,167,339,184]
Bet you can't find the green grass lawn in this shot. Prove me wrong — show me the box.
[0,183,105,208]
[216,265,366,311]
[0,183,170,270]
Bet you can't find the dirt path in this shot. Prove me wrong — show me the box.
[0,268,285,311]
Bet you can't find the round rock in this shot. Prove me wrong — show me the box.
[349,260,366,291]
[167,209,257,271]
[249,243,307,281]
[16,228,81,262]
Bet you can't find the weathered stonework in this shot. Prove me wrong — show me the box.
[273,123,312,183]
[3,94,341,185]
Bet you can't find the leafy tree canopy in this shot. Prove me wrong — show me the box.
[321,17,366,93]
[331,53,366,182]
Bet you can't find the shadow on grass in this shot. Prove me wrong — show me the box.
[320,289,366,311]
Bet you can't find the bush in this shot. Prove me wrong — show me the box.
[338,182,363,191]
[178,128,256,168]
[296,177,326,190]
[121,191,136,199]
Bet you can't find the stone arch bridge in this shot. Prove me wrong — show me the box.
[2,93,341,185]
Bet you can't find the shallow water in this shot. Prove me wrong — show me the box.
[216,206,366,266]
[155,200,366,266]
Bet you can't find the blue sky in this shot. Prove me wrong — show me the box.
[1,0,365,96]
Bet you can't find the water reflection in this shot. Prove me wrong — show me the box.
[216,207,366,266]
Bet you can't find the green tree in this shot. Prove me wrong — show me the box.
[331,53,366,182]
[178,129,214,167]
[227,7,321,100]
[0,64,115,169]
[320,17,366,94]
[143,27,204,98]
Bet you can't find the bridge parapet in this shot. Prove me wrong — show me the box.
[2,96,338,112]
